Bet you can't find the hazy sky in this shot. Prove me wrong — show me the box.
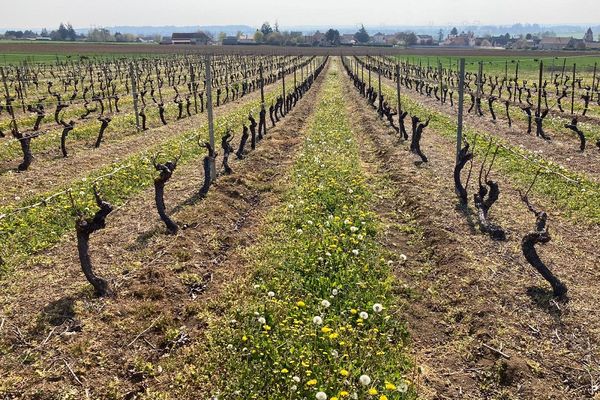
[1,0,599,29]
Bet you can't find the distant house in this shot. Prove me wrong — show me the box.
[159,36,172,45]
[171,32,212,45]
[441,34,472,47]
[584,41,600,50]
[416,35,434,45]
[371,32,386,44]
[340,34,356,45]
[222,36,238,45]
[237,35,257,45]
[538,37,574,50]
[311,31,325,46]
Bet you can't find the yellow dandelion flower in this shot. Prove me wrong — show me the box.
[281,368,289,374]
[379,396,388,400]
[329,332,339,339]
[306,379,317,386]
[339,391,349,397]
[297,301,306,308]
[368,388,378,395]
[321,327,332,334]
[339,369,349,376]
[384,382,396,390]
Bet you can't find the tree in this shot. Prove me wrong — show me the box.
[354,25,370,44]
[40,28,49,37]
[525,33,533,40]
[395,31,418,46]
[65,23,77,40]
[274,21,279,32]
[450,27,458,36]
[260,22,273,36]
[217,32,227,43]
[438,29,444,42]
[254,30,264,43]
[325,29,340,45]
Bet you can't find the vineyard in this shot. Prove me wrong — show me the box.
[0,49,599,400]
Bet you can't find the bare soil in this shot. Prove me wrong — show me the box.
[343,72,600,399]
[0,65,326,399]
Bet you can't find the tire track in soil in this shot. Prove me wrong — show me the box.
[342,68,600,399]
[379,74,600,183]
[0,80,280,207]
[0,62,329,398]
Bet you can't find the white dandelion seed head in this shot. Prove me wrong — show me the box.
[359,311,369,320]
[373,303,383,313]
[307,220,313,225]
[321,300,331,308]
[296,229,303,234]
[398,382,408,393]
[332,289,338,296]
[316,391,327,400]
[292,376,301,382]
[258,317,266,325]
[352,249,359,256]
[350,226,359,232]
[399,254,408,263]
[290,385,298,392]
[267,291,275,298]
[357,234,364,240]
[313,316,323,325]
[359,374,371,386]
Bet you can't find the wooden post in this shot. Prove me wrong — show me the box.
[205,54,216,180]
[438,61,443,104]
[155,62,163,104]
[592,62,597,101]
[103,66,113,113]
[361,62,364,84]
[0,66,18,131]
[476,61,483,102]
[89,66,95,96]
[456,58,466,163]
[129,64,141,132]
[281,62,286,114]
[536,60,543,118]
[570,63,576,114]
[16,67,25,112]
[560,58,567,86]
[514,60,519,102]
[259,62,265,105]
[377,61,382,116]
[368,62,371,88]
[190,62,198,114]
[395,63,402,119]
[294,65,297,89]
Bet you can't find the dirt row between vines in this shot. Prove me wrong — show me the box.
[0,62,328,398]
[378,74,600,183]
[0,81,280,207]
[342,70,600,399]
